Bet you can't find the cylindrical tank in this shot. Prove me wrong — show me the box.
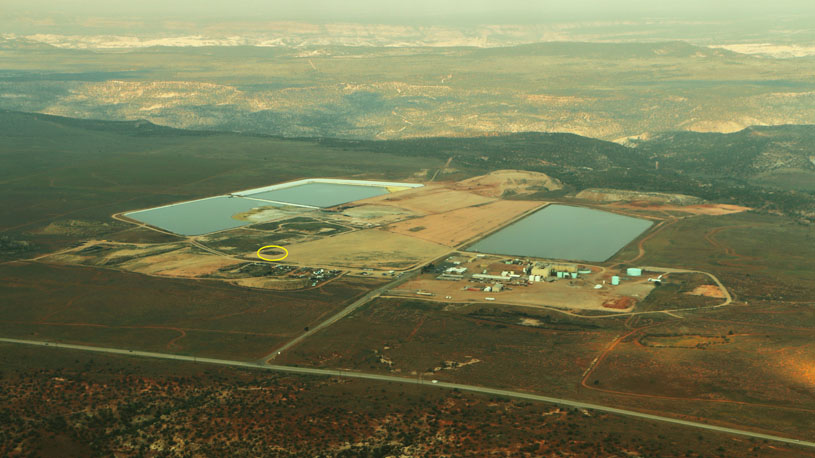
[626,268,642,277]
[534,275,541,282]
[611,276,620,285]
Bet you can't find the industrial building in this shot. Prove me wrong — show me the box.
[530,265,551,277]
[551,263,579,273]
[529,261,580,279]
[472,273,517,281]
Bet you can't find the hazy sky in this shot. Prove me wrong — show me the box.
[4,0,815,50]
[5,0,815,24]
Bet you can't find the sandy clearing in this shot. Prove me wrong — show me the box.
[282,229,451,270]
[391,276,654,312]
[230,277,310,290]
[323,204,422,227]
[686,284,727,298]
[120,247,239,277]
[234,205,315,223]
[608,201,751,216]
[577,189,703,205]
[684,204,753,215]
[602,296,636,309]
[453,170,563,197]
[386,199,542,247]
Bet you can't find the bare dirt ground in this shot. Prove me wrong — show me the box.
[452,170,563,197]
[234,205,314,222]
[44,241,241,279]
[576,189,704,205]
[686,284,727,298]
[360,185,495,214]
[602,296,637,310]
[229,277,310,290]
[607,201,751,216]
[118,247,239,277]
[390,275,654,312]
[282,229,451,270]
[323,204,422,227]
[385,200,542,247]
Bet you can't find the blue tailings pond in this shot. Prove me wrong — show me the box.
[125,196,275,236]
[244,182,388,208]
[467,204,653,262]
[124,180,407,236]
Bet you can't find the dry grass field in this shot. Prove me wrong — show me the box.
[580,305,815,439]
[362,185,496,214]
[385,200,542,247]
[121,246,238,277]
[282,228,452,269]
[280,298,624,396]
[0,262,382,360]
[279,294,815,441]
[44,242,242,278]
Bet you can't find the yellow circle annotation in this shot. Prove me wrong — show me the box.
[257,245,289,262]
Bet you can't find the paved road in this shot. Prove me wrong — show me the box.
[1,336,813,450]
[262,266,424,362]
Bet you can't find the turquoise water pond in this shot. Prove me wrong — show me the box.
[125,182,393,235]
[468,204,653,262]
[125,196,273,236]
[245,182,389,207]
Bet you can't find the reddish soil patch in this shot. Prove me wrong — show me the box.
[603,296,636,309]
[686,285,726,298]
